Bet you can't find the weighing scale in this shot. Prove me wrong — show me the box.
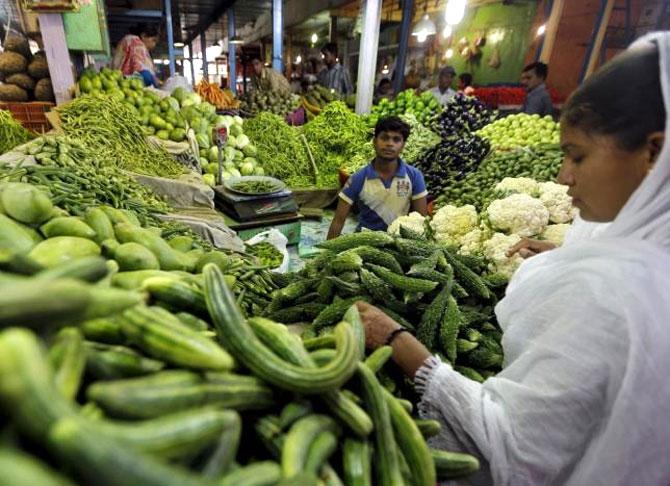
[213,185,299,222]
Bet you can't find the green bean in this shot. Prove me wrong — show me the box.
[0,110,34,154]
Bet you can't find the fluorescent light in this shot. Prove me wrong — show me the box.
[445,0,466,26]
[296,55,302,63]
[311,33,318,44]
[163,59,170,65]
[537,24,546,36]
[412,14,436,38]
[445,48,454,59]
[174,42,185,48]
[230,36,244,45]
[442,25,453,39]
[417,31,428,43]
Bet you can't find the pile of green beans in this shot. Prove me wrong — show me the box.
[230,179,282,194]
[57,95,185,178]
[4,135,170,223]
[0,110,34,155]
[245,241,283,269]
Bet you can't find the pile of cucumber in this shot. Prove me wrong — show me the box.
[266,228,507,384]
[0,181,480,485]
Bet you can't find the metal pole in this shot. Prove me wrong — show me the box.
[534,0,553,62]
[393,0,413,94]
[355,0,383,114]
[228,9,237,95]
[272,0,283,72]
[188,42,196,87]
[539,0,565,64]
[164,0,176,76]
[579,0,615,82]
[201,32,209,80]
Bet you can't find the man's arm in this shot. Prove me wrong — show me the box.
[327,198,352,239]
[411,196,428,216]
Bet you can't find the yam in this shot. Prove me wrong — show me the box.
[3,34,32,59]
[27,57,49,79]
[0,84,29,102]
[5,73,35,91]
[0,52,28,76]
[34,78,55,102]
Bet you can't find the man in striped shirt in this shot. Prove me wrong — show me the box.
[327,117,428,239]
[318,43,353,95]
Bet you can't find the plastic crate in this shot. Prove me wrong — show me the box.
[0,102,55,133]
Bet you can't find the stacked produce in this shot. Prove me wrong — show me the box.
[0,34,53,102]
[434,143,564,210]
[1,135,170,223]
[0,183,480,485]
[266,231,507,385]
[196,114,263,186]
[246,241,283,269]
[244,112,314,187]
[195,80,240,110]
[302,101,375,187]
[240,89,300,117]
[431,93,498,139]
[369,89,442,126]
[476,113,560,149]
[58,95,185,178]
[414,134,491,193]
[397,113,442,163]
[0,109,34,153]
[300,85,356,119]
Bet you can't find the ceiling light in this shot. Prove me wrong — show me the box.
[442,25,453,39]
[417,31,428,43]
[174,42,185,48]
[537,24,546,36]
[163,59,170,65]
[445,0,466,26]
[412,14,436,38]
[445,48,454,59]
[230,35,244,45]
[296,55,302,63]
[311,33,318,44]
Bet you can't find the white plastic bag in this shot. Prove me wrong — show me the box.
[246,229,289,273]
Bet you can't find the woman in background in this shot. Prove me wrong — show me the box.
[112,24,161,87]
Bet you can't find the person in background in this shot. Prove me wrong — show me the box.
[250,58,291,95]
[458,72,476,95]
[112,23,161,87]
[319,43,353,95]
[429,66,457,105]
[327,117,428,239]
[357,34,670,484]
[520,61,554,116]
[374,78,393,103]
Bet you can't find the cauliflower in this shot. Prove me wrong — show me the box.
[486,193,549,237]
[458,228,486,256]
[482,232,524,278]
[430,204,478,246]
[540,223,571,246]
[495,177,540,196]
[538,181,577,224]
[387,211,426,236]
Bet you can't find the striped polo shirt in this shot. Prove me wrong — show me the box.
[340,159,427,232]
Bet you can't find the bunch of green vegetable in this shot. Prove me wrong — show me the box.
[267,230,507,385]
[476,113,559,149]
[0,186,480,485]
[246,241,283,269]
[1,135,170,223]
[434,143,564,210]
[243,112,315,187]
[58,94,185,178]
[0,109,33,155]
[399,113,442,163]
[369,89,442,126]
[240,89,300,117]
[302,101,374,187]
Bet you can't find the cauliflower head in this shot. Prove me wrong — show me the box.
[458,228,487,256]
[495,177,540,196]
[538,182,577,224]
[486,193,549,237]
[430,204,479,245]
[482,232,524,278]
[387,211,426,236]
[541,223,571,246]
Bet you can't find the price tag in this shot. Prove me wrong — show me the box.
[213,126,228,147]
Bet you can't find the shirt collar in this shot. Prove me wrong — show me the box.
[365,159,408,179]
[529,82,547,93]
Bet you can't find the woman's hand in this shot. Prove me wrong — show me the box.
[356,301,401,349]
[356,301,431,378]
[506,238,557,259]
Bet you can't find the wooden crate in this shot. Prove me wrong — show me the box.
[0,102,55,133]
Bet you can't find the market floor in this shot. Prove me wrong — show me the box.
[287,211,359,271]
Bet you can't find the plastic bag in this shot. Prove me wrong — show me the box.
[246,229,289,273]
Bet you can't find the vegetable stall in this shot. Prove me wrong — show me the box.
[0,49,577,484]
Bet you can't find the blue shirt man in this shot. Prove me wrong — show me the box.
[520,62,554,117]
[327,117,428,238]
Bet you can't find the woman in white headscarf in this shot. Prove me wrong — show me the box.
[357,33,670,485]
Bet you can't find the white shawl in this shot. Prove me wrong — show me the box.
[416,32,670,486]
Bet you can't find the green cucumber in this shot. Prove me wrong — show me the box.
[48,327,86,400]
[36,256,109,283]
[114,242,160,271]
[111,270,180,290]
[415,419,441,438]
[200,411,242,477]
[80,317,125,344]
[142,277,208,316]
[363,345,393,374]
[85,341,165,379]
[85,207,116,243]
[342,438,372,486]
[304,431,338,475]
[1,182,53,224]
[28,237,100,268]
[114,223,188,271]
[431,448,480,480]
[0,214,38,254]
[219,461,281,486]
[302,335,335,351]
[0,447,75,486]
[40,217,96,240]
[279,401,314,430]
[204,264,359,395]
[282,414,340,478]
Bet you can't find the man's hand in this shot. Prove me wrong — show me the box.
[356,301,401,349]
[507,238,557,259]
